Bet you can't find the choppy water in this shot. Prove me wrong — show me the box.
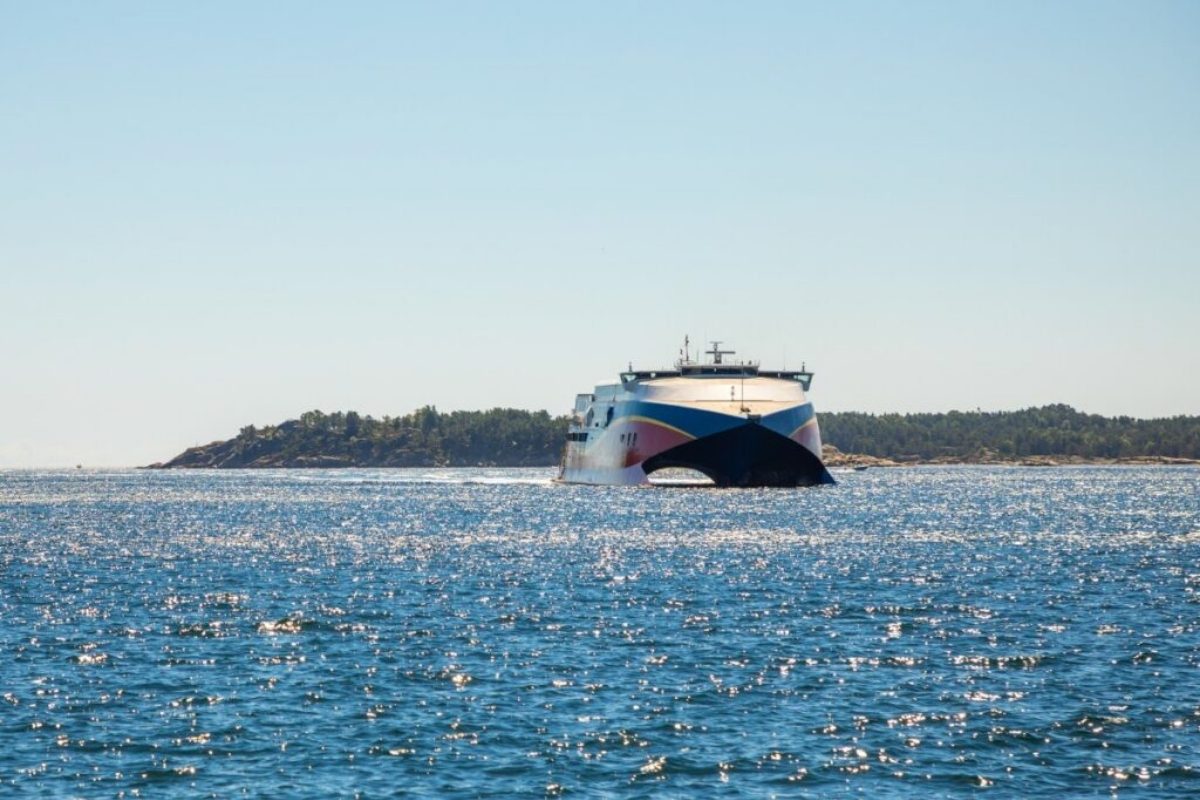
[2,467,1199,798]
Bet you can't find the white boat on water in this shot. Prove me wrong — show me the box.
[558,339,834,487]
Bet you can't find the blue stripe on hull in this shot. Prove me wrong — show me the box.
[617,400,814,440]
[761,403,816,441]
[616,400,743,439]
[616,400,817,452]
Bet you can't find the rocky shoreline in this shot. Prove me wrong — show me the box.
[148,440,1199,470]
[147,406,1200,470]
[820,445,1200,469]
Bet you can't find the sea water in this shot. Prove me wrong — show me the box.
[1,467,1198,798]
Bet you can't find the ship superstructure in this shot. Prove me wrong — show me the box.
[558,340,834,487]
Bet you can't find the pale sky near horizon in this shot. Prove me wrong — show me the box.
[2,2,1198,467]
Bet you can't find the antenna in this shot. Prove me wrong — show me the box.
[678,334,692,367]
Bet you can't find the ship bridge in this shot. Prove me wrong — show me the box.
[620,341,813,391]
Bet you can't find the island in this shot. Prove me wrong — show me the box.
[148,404,1200,469]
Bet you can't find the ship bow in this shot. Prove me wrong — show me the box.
[642,421,834,487]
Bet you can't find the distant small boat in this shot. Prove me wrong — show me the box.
[558,338,834,487]
[853,465,869,472]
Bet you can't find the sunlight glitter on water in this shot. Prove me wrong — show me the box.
[1,466,1198,797]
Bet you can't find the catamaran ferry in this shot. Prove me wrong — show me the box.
[558,339,834,487]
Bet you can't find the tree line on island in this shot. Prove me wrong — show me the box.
[151,404,1200,468]
[154,408,562,468]
[821,404,1199,462]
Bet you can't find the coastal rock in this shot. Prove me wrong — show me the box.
[820,445,900,468]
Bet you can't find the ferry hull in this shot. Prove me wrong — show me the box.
[558,400,834,487]
[559,347,833,488]
[643,422,834,487]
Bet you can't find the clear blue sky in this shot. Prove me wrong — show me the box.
[2,2,1197,467]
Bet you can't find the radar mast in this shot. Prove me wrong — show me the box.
[706,341,736,365]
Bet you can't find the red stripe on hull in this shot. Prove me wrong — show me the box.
[620,420,692,468]
[792,423,822,459]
